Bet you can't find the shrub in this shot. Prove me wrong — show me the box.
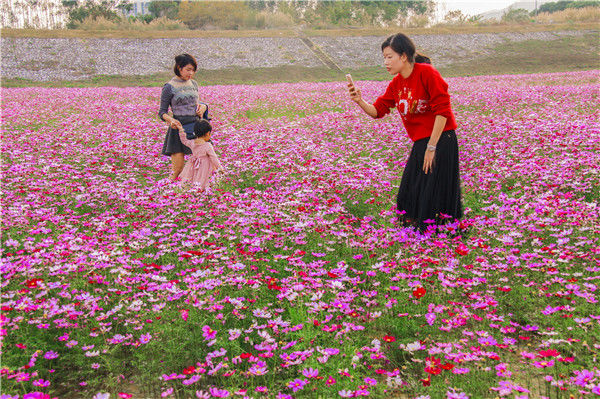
[534,6,600,22]
[538,0,600,14]
[73,15,188,31]
[502,8,533,23]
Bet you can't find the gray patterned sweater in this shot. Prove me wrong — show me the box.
[158,77,199,120]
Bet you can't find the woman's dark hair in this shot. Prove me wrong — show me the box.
[174,53,197,77]
[381,33,431,64]
[415,53,431,64]
[193,119,212,138]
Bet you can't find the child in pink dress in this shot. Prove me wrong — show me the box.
[177,120,224,189]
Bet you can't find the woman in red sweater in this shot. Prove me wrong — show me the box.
[348,33,463,229]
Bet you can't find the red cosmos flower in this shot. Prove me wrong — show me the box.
[183,365,196,375]
[441,363,454,370]
[424,357,442,375]
[420,376,431,386]
[25,278,43,288]
[327,272,339,278]
[313,320,321,327]
[425,366,442,375]
[455,243,470,256]
[412,286,426,299]
[240,353,252,359]
[538,349,560,358]
[383,335,396,343]
[558,357,574,363]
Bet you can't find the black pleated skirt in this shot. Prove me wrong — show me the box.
[161,115,196,156]
[396,130,463,228]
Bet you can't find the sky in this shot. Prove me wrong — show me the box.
[438,0,520,16]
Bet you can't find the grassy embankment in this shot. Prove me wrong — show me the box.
[1,24,598,88]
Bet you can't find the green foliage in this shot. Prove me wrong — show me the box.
[129,14,154,24]
[301,0,433,27]
[148,0,181,20]
[178,1,250,30]
[62,0,123,28]
[502,8,533,23]
[538,0,600,14]
[141,0,434,30]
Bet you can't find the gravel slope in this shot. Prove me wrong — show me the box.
[0,30,593,81]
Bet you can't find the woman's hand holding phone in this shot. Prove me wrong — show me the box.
[346,74,362,103]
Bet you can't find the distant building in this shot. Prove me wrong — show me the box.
[124,0,151,17]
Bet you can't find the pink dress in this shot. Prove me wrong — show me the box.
[178,130,223,188]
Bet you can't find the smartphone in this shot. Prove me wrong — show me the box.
[345,73,354,86]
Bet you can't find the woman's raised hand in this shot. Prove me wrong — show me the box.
[348,82,362,103]
[196,103,208,118]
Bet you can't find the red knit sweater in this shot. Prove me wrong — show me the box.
[373,63,457,142]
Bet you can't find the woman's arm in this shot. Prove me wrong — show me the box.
[348,83,378,118]
[159,84,182,129]
[423,115,447,174]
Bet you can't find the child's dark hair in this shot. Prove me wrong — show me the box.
[193,119,212,138]
[381,33,431,64]
[174,53,197,77]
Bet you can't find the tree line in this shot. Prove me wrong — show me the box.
[62,0,435,29]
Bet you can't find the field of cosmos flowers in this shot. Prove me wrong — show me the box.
[1,70,599,399]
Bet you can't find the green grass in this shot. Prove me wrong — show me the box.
[244,104,345,120]
[438,32,600,77]
[2,22,597,39]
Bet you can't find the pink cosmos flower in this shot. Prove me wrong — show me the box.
[202,325,216,340]
[364,377,377,386]
[23,394,52,399]
[301,367,319,378]
[139,333,152,344]
[208,387,229,397]
[180,309,189,321]
[43,351,59,360]
[182,374,201,385]
[287,378,308,392]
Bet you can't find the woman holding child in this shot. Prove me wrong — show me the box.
[348,33,463,230]
[159,53,210,181]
